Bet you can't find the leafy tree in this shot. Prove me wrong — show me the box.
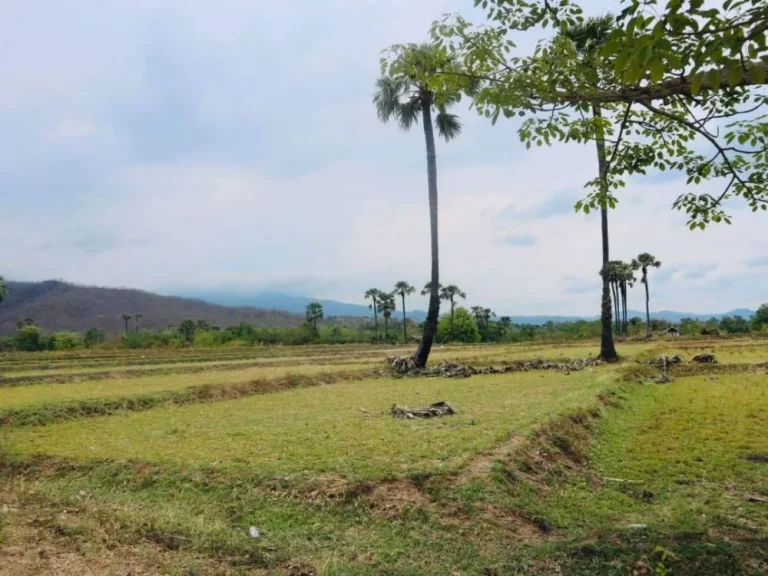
[631,253,662,337]
[432,0,768,228]
[752,303,768,332]
[720,315,750,334]
[439,284,466,339]
[375,43,476,367]
[394,281,416,342]
[84,328,105,347]
[134,313,143,333]
[365,288,382,341]
[436,307,481,343]
[378,292,396,340]
[471,306,496,341]
[16,325,41,351]
[178,319,197,344]
[121,313,133,335]
[305,302,324,334]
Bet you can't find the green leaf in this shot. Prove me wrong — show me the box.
[728,65,744,87]
[691,72,703,95]
[749,64,767,85]
[650,58,664,82]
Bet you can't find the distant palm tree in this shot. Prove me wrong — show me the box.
[0,276,7,306]
[394,281,416,342]
[365,289,382,341]
[378,292,396,341]
[305,302,324,333]
[618,262,636,334]
[632,253,662,337]
[121,313,133,335]
[439,285,466,339]
[134,313,143,334]
[562,15,618,361]
[375,43,476,367]
[421,282,442,296]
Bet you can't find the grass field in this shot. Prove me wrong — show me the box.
[1,338,766,575]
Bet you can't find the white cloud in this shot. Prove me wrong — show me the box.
[43,119,99,141]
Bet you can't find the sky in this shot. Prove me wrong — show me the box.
[1,0,766,316]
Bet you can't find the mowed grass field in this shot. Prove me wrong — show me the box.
[1,338,766,575]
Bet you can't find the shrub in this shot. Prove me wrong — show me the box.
[436,307,481,343]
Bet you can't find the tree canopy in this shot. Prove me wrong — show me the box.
[429,0,768,228]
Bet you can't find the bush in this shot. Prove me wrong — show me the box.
[16,325,42,351]
[49,331,81,350]
[84,328,105,347]
[436,307,481,343]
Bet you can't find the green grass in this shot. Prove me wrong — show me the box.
[0,362,374,410]
[2,339,766,575]
[6,369,614,479]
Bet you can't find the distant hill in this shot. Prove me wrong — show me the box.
[183,291,754,325]
[181,290,429,320]
[0,281,303,334]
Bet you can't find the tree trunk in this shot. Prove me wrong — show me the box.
[594,105,618,361]
[373,303,379,342]
[124,319,129,335]
[612,282,620,333]
[644,271,651,337]
[401,294,408,343]
[621,282,627,335]
[450,300,455,340]
[413,101,440,368]
[384,317,388,339]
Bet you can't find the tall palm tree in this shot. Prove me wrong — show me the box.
[379,292,396,341]
[305,302,324,333]
[618,262,636,335]
[375,43,475,367]
[632,253,662,337]
[439,284,466,339]
[563,15,619,361]
[134,313,143,334]
[365,288,382,342]
[121,313,133,335]
[394,281,416,342]
[0,276,7,305]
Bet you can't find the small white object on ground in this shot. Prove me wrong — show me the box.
[249,526,261,539]
[628,524,648,529]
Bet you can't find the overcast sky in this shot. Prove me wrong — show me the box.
[1,0,766,315]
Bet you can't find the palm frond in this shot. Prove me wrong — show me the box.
[398,97,421,131]
[435,110,462,141]
[373,77,406,123]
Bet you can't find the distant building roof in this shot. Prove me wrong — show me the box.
[662,326,681,334]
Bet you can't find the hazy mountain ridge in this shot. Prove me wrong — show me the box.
[0,281,303,334]
[184,290,755,325]
[0,281,754,334]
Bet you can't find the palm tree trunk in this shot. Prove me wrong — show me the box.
[124,319,129,335]
[384,317,388,339]
[413,101,440,368]
[450,300,456,340]
[373,303,379,342]
[593,106,617,360]
[401,294,408,343]
[644,272,651,337]
[612,282,620,333]
[621,282,627,335]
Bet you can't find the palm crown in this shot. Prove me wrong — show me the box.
[374,44,476,141]
[394,281,415,298]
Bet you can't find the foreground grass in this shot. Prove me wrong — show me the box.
[0,362,375,411]
[6,370,612,479]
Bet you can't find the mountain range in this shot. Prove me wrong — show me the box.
[180,290,754,325]
[0,280,755,334]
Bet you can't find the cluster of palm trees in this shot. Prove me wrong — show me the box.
[120,313,143,335]
[601,254,662,338]
[364,282,468,343]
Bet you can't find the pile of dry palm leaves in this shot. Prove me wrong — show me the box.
[390,401,457,419]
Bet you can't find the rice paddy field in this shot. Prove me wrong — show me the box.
[0,338,766,575]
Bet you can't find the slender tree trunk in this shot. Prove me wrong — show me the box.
[611,282,620,334]
[413,101,440,368]
[621,282,627,335]
[124,319,129,335]
[644,271,651,338]
[595,107,618,360]
[450,300,456,340]
[401,294,408,343]
[384,317,388,339]
[373,303,379,342]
